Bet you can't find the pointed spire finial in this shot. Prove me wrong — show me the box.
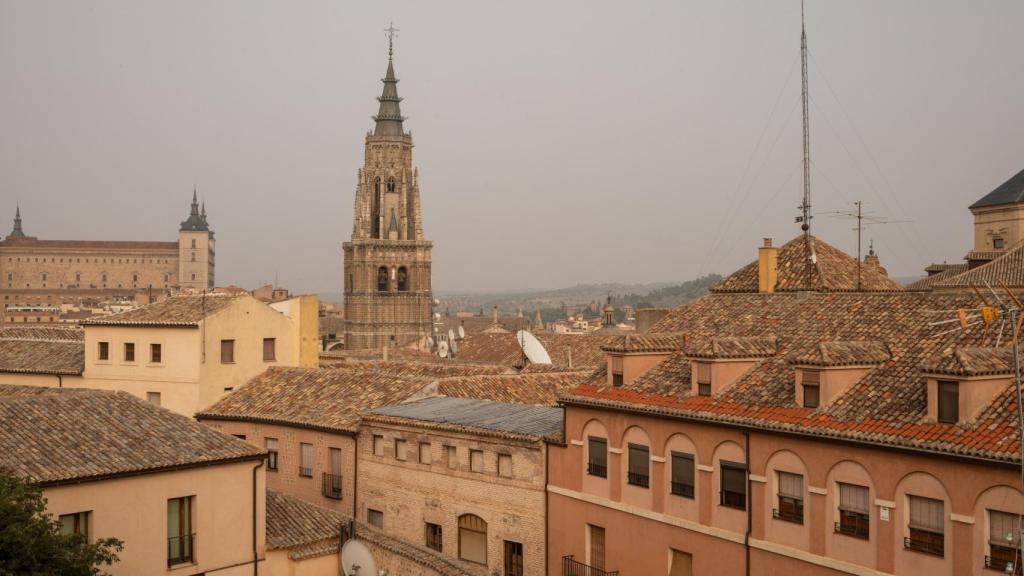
[7,204,26,239]
[385,22,399,61]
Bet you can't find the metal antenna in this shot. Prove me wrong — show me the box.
[797,0,812,234]
[821,200,911,290]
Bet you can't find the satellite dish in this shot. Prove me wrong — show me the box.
[425,336,435,349]
[451,339,459,355]
[457,326,465,339]
[341,539,378,576]
[438,340,449,358]
[448,329,455,343]
[434,298,441,306]
[434,312,441,320]
[516,330,552,364]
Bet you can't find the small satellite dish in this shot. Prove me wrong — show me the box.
[434,298,441,306]
[451,339,459,355]
[457,326,465,339]
[516,330,552,364]
[425,336,435,349]
[434,312,441,320]
[448,329,455,343]
[438,340,449,358]
[341,539,378,576]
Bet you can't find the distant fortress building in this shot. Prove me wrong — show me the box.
[342,37,433,350]
[0,193,215,307]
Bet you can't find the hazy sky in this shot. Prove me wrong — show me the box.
[1,1,1021,293]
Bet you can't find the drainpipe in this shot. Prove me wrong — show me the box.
[743,431,751,576]
[252,458,264,576]
[56,374,63,388]
[544,442,549,576]
[352,433,359,519]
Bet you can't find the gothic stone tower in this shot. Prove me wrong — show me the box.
[342,40,432,350]
[178,191,215,290]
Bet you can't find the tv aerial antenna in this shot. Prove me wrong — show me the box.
[820,200,911,290]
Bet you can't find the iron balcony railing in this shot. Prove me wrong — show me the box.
[562,555,619,576]
[834,520,869,540]
[168,533,195,567]
[299,466,312,478]
[720,490,746,510]
[773,506,804,525]
[904,535,944,557]
[322,473,342,499]
[986,550,1023,574]
[626,471,649,488]
[586,462,607,478]
[670,481,694,498]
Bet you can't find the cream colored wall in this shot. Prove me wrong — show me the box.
[0,245,178,290]
[42,459,265,576]
[265,548,338,576]
[0,371,77,388]
[79,325,201,415]
[972,204,1024,252]
[178,231,214,290]
[269,294,320,369]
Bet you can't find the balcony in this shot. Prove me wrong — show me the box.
[299,466,312,478]
[562,555,619,576]
[626,471,649,488]
[720,490,746,510]
[670,481,694,498]
[322,473,342,500]
[587,461,607,478]
[773,506,804,525]
[834,519,869,540]
[904,533,944,557]
[168,533,195,567]
[986,547,1022,574]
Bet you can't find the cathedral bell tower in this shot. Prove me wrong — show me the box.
[342,27,433,350]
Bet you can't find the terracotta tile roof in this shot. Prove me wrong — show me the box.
[686,335,779,359]
[600,334,684,354]
[81,293,242,327]
[353,523,485,576]
[325,360,510,378]
[965,250,1005,262]
[434,372,591,405]
[0,386,264,485]
[711,234,904,293]
[920,346,1014,377]
[368,396,564,441]
[0,339,84,375]
[0,326,83,342]
[566,290,1024,462]
[266,491,346,552]
[905,264,969,291]
[455,332,614,369]
[790,340,891,367]
[196,366,437,433]
[933,242,1024,289]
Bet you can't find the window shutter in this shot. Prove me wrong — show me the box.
[990,510,1022,547]
[722,462,746,493]
[838,483,869,514]
[696,362,711,384]
[909,495,944,533]
[628,444,649,476]
[671,452,694,486]
[778,471,803,499]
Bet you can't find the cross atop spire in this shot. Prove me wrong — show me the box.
[385,22,399,61]
[6,205,27,239]
[372,22,407,137]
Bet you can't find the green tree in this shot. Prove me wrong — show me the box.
[0,470,123,576]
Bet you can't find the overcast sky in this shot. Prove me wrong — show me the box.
[1,1,1021,293]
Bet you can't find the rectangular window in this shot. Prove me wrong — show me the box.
[906,495,944,556]
[263,338,276,362]
[146,391,161,406]
[419,442,431,464]
[802,369,820,408]
[937,380,959,423]
[394,438,407,461]
[470,449,484,473]
[123,342,135,362]
[446,445,457,469]
[167,496,194,566]
[670,452,695,498]
[220,339,234,363]
[368,508,383,529]
[503,540,524,576]
[266,438,278,471]
[98,341,109,361]
[720,461,747,509]
[373,435,384,456]
[988,510,1023,573]
[323,447,342,499]
[669,549,693,576]
[498,453,513,478]
[150,343,162,363]
[587,436,608,478]
[233,434,247,440]
[775,471,804,524]
[425,522,443,552]
[588,524,606,570]
[611,356,624,386]
[994,237,1006,249]
[58,511,90,538]
[299,442,313,477]
[696,362,712,396]
[836,482,870,539]
[627,443,650,488]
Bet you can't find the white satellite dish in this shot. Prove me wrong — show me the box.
[457,326,465,339]
[451,339,459,355]
[448,329,455,343]
[516,330,552,364]
[434,312,441,320]
[341,539,378,576]
[438,340,449,358]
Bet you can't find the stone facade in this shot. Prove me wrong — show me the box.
[342,50,433,350]
[356,420,547,576]
[0,194,215,315]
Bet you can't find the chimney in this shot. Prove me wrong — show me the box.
[493,306,499,324]
[758,238,779,293]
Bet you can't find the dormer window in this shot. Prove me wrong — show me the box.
[937,380,959,423]
[696,362,711,396]
[801,369,820,408]
[611,356,624,386]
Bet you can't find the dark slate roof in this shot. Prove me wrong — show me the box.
[969,167,1024,209]
[369,396,564,441]
[711,234,903,293]
[0,386,263,485]
[81,294,241,327]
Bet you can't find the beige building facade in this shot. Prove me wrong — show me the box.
[342,44,433,350]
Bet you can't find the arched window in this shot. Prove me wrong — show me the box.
[397,267,408,291]
[377,267,389,292]
[458,514,487,565]
[387,176,396,193]
[372,177,382,238]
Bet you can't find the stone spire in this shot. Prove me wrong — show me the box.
[373,24,406,137]
[6,205,26,239]
[180,189,209,232]
[603,296,615,327]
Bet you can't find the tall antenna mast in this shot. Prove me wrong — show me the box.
[799,0,811,234]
